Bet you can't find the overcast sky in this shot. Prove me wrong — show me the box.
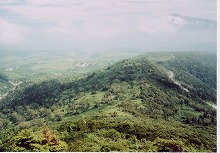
[0,0,217,53]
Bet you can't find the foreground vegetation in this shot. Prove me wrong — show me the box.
[0,51,216,152]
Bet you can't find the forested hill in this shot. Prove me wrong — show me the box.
[0,52,217,152]
[157,52,216,100]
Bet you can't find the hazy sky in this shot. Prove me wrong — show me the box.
[0,0,217,52]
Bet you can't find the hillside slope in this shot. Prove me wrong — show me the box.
[158,52,216,102]
[0,52,216,152]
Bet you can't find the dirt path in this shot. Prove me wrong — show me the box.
[206,102,217,110]
[108,59,113,64]
[171,54,175,58]
[167,71,189,92]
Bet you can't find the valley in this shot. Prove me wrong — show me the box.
[0,51,139,99]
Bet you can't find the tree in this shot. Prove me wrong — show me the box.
[0,127,68,152]
[153,137,184,152]
[6,128,44,151]
[41,127,68,152]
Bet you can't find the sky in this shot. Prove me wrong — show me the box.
[0,0,217,53]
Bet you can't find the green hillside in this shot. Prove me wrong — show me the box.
[157,52,216,101]
[0,52,216,152]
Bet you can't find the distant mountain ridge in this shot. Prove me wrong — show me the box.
[169,13,216,29]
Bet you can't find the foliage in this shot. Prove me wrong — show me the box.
[0,129,42,151]
[0,128,67,152]
[0,51,216,152]
[56,116,216,152]
[158,52,216,102]
[153,137,184,152]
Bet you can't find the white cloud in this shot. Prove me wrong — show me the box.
[168,15,188,26]
[0,0,216,51]
[26,0,57,5]
[0,0,18,5]
[47,17,128,42]
[0,18,27,44]
[2,0,216,26]
[138,17,177,34]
